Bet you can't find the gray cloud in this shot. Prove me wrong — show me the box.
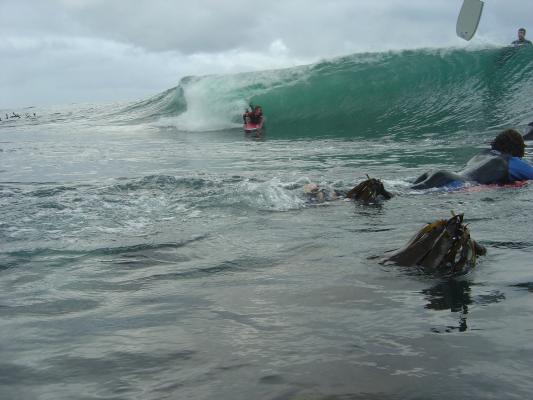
[60,0,254,53]
[5,0,533,55]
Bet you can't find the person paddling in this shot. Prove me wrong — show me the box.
[412,129,533,189]
[249,106,263,125]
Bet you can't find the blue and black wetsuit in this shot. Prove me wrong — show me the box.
[412,149,533,189]
[508,156,533,180]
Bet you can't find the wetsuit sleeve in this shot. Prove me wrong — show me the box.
[508,157,533,181]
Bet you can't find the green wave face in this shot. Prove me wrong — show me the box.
[134,47,533,138]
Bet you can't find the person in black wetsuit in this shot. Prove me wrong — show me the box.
[412,129,533,189]
[512,28,532,46]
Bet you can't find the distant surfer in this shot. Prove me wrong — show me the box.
[243,105,264,134]
[243,105,263,125]
[511,28,532,46]
[412,129,533,189]
[11,112,21,119]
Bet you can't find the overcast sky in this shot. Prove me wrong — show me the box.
[1,0,531,108]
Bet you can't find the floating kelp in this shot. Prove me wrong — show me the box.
[383,213,486,275]
[346,176,393,204]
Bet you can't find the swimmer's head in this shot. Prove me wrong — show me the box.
[491,129,525,158]
[303,183,320,193]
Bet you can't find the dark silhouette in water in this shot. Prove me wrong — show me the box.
[511,282,533,292]
[423,279,472,332]
[423,279,506,333]
[424,279,473,313]
[412,129,533,189]
[1,111,36,121]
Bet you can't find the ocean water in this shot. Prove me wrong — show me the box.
[1,47,533,400]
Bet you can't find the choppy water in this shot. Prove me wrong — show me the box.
[1,46,533,400]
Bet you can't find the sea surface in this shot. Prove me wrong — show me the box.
[1,46,533,400]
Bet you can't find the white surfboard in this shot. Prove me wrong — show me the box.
[456,0,484,41]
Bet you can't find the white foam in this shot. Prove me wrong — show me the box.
[156,66,311,132]
[227,178,306,211]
